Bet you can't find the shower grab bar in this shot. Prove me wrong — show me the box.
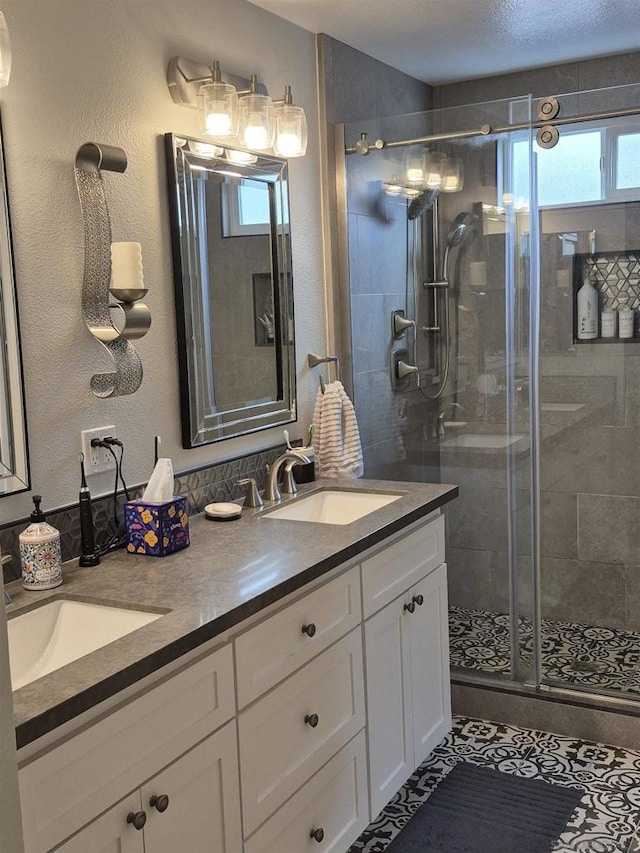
[308,353,340,394]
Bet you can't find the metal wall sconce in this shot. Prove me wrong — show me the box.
[74,142,151,398]
[167,57,307,158]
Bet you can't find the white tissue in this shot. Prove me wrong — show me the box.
[142,458,174,503]
[111,241,144,290]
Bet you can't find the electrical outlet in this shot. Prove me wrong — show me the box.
[81,426,117,475]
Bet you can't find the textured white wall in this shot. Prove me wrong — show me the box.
[0,0,326,523]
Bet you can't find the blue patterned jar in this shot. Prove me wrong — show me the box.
[20,495,63,590]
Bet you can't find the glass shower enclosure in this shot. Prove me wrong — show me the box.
[339,82,640,709]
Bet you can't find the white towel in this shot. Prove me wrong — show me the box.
[311,381,364,479]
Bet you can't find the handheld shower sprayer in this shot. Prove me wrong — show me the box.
[421,209,477,399]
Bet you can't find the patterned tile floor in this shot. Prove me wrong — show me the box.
[449,606,640,695]
[350,716,640,852]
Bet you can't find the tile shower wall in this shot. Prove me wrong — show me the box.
[319,36,441,481]
[435,52,640,635]
[0,443,287,584]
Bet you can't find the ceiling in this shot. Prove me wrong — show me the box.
[247,0,640,85]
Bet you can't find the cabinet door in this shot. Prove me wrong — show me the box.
[141,720,242,853]
[409,563,451,765]
[364,595,413,819]
[56,792,145,853]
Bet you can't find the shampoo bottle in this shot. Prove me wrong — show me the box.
[577,270,598,340]
[20,495,63,590]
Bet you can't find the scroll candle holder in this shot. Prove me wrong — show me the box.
[75,144,152,397]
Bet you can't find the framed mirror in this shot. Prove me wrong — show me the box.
[165,134,296,447]
[0,115,29,496]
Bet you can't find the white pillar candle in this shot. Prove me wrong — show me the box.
[110,242,144,290]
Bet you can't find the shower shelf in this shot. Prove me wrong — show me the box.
[572,250,640,344]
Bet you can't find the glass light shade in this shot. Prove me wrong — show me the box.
[273,103,307,158]
[239,93,274,151]
[201,81,239,138]
[191,141,224,157]
[404,150,427,186]
[225,148,258,165]
[424,151,447,189]
[441,157,464,192]
[0,13,11,88]
[383,177,403,196]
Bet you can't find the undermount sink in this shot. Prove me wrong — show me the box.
[540,402,586,412]
[8,599,162,690]
[440,433,526,450]
[265,489,402,525]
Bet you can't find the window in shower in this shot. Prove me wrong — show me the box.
[508,120,640,209]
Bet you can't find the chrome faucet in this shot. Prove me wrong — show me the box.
[434,402,463,440]
[264,450,311,502]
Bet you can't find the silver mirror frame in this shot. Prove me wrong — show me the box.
[0,114,29,496]
[165,133,297,447]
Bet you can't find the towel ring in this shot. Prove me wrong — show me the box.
[308,353,340,393]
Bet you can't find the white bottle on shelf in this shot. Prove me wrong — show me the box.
[577,270,598,340]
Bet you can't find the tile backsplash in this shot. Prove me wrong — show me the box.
[1,443,288,584]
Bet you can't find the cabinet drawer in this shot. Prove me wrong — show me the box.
[244,731,369,853]
[239,629,365,836]
[361,515,444,618]
[20,643,235,853]
[235,566,361,707]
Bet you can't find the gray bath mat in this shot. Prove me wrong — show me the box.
[386,761,584,853]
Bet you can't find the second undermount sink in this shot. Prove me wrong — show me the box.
[8,599,162,690]
[265,489,403,525]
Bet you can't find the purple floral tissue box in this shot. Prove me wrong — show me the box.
[124,496,190,557]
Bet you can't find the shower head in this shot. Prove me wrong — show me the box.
[442,211,476,283]
[407,189,439,221]
[446,211,476,248]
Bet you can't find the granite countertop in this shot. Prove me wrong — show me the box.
[7,478,457,749]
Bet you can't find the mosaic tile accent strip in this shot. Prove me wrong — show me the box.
[0,442,289,583]
[350,716,640,853]
[449,606,640,696]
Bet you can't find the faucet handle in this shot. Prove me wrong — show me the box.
[236,478,264,509]
[281,460,299,496]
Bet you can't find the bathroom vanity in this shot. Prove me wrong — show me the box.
[8,479,457,853]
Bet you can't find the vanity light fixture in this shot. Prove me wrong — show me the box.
[441,156,464,193]
[167,56,307,158]
[0,12,11,88]
[273,86,308,158]
[239,74,274,151]
[226,148,258,165]
[200,61,238,138]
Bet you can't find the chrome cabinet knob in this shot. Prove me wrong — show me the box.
[310,827,325,843]
[127,811,147,831]
[304,713,319,728]
[150,793,170,813]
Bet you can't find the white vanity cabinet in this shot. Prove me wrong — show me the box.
[19,644,239,853]
[362,517,451,818]
[18,506,453,853]
[57,720,241,853]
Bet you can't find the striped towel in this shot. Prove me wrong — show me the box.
[311,381,364,479]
